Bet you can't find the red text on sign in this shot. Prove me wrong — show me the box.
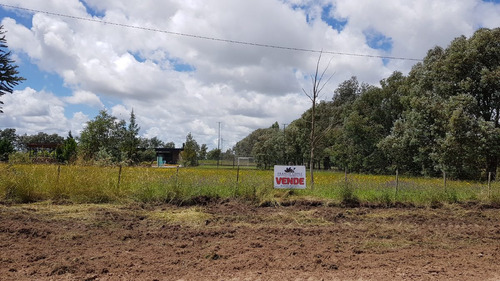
[275,177,305,185]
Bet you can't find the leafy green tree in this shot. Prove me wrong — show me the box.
[57,131,77,163]
[439,28,500,175]
[378,119,418,174]
[367,72,407,134]
[282,120,308,165]
[297,101,335,169]
[180,133,199,166]
[235,127,273,157]
[222,148,235,162]
[382,94,448,176]
[122,110,140,163]
[324,76,395,173]
[0,128,16,161]
[331,111,386,173]
[0,25,25,113]
[139,136,165,149]
[165,141,176,148]
[62,131,78,163]
[207,148,221,160]
[381,28,500,178]
[435,95,500,179]
[17,132,64,153]
[234,29,499,180]
[0,137,14,161]
[136,136,165,163]
[199,144,208,160]
[79,110,126,162]
[332,76,362,107]
[251,122,284,169]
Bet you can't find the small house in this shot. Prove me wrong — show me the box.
[155,147,183,166]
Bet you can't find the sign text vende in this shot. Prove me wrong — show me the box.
[274,165,306,189]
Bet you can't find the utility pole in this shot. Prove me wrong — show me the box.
[282,123,287,165]
[217,122,221,168]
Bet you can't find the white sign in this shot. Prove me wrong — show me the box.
[274,165,306,189]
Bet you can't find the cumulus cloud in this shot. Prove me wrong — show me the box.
[64,90,104,108]
[0,87,88,135]
[1,0,499,148]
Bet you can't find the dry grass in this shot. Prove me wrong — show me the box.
[0,163,498,206]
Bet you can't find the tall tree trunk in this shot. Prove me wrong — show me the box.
[486,155,497,180]
[302,52,333,191]
[310,98,316,190]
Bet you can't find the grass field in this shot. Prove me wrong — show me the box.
[3,163,499,280]
[1,163,499,206]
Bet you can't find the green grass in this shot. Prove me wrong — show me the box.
[0,163,498,206]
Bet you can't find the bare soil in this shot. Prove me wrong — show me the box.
[1,200,499,280]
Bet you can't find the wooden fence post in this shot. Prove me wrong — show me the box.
[176,166,179,188]
[443,170,447,190]
[235,164,240,197]
[488,172,492,199]
[396,169,399,196]
[236,164,240,184]
[117,165,122,189]
[56,165,61,185]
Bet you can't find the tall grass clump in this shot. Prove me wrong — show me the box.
[339,181,360,207]
[1,164,41,203]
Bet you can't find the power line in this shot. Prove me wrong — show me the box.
[0,3,423,62]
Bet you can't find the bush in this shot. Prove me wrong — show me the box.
[8,152,31,164]
[340,182,360,207]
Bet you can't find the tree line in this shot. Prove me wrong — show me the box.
[0,109,232,166]
[234,28,500,180]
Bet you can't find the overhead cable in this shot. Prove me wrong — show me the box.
[0,3,422,62]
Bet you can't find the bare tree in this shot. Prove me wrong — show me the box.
[302,52,334,190]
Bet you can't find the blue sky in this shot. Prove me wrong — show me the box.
[1,0,499,149]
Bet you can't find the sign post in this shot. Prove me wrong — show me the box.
[274,165,306,189]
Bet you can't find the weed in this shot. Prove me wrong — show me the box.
[339,182,360,207]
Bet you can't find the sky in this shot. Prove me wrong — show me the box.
[0,0,499,150]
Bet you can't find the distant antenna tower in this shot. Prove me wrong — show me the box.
[217,122,221,167]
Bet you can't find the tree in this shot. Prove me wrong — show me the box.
[56,131,77,163]
[282,120,308,166]
[222,148,235,162]
[139,136,165,149]
[122,110,140,163]
[233,29,499,180]
[199,144,208,160]
[180,133,199,166]
[234,128,270,157]
[297,101,336,170]
[380,28,500,178]
[251,122,283,169]
[207,148,221,161]
[79,110,126,162]
[302,52,334,189]
[327,76,403,174]
[0,128,16,161]
[439,28,500,176]
[165,141,176,148]
[0,25,25,113]
[17,132,64,151]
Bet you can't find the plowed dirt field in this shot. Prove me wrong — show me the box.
[1,201,499,280]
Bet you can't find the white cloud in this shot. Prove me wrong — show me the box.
[0,87,88,135]
[1,0,499,148]
[64,90,104,108]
